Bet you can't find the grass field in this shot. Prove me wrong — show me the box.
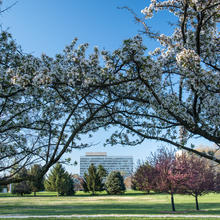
[0,218,219,220]
[0,191,219,219]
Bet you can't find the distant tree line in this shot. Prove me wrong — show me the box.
[8,162,126,197]
[11,163,74,197]
[132,147,220,211]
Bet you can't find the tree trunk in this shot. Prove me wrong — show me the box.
[171,192,176,212]
[34,191,36,197]
[195,194,199,210]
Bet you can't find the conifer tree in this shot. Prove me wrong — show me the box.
[105,171,125,195]
[97,164,107,180]
[97,164,107,190]
[83,164,103,195]
[44,163,74,196]
[28,164,45,196]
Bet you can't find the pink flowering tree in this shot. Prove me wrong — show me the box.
[171,153,215,210]
[150,148,179,212]
[132,162,158,194]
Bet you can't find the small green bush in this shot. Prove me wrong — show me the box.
[11,181,31,196]
[105,171,125,195]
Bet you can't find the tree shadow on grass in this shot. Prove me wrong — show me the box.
[0,191,169,198]
[0,202,219,216]
[74,191,160,197]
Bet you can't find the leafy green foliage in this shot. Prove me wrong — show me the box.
[105,171,125,195]
[44,163,74,196]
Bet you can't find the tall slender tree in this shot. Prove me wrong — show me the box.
[83,164,103,195]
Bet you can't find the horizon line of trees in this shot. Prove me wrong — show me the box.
[7,162,127,197]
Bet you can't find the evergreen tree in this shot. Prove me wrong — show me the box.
[105,171,125,195]
[97,164,107,191]
[28,164,45,196]
[44,163,74,196]
[83,164,103,195]
[97,164,107,179]
[81,178,89,193]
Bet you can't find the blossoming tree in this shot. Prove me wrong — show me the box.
[171,153,215,210]
[0,33,122,185]
[104,0,220,163]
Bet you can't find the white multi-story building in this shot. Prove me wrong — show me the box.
[80,152,133,177]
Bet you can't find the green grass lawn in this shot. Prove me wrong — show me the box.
[0,218,219,220]
[0,191,219,218]
[0,219,219,220]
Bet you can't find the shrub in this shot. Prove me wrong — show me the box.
[11,168,32,196]
[12,181,31,196]
[105,171,125,195]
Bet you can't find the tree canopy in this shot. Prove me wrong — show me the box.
[104,0,220,163]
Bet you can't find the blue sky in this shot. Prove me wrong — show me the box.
[1,0,211,174]
[1,0,174,56]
